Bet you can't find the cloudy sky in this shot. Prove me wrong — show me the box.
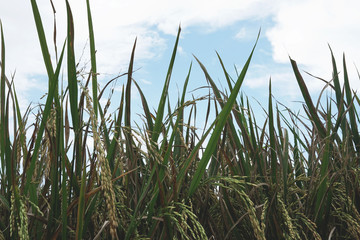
[1,0,359,120]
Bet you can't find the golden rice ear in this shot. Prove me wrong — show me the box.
[2,0,360,238]
[82,84,118,239]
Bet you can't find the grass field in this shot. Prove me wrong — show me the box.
[1,1,360,239]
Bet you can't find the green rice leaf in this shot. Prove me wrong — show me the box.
[66,0,79,132]
[152,26,181,143]
[133,79,154,131]
[314,101,332,224]
[343,54,360,152]
[24,41,65,196]
[0,21,6,181]
[30,0,54,84]
[86,0,98,118]
[329,46,342,106]
[173,63,192,162]
[188,31,259,197]
[268,80,277,184]
[290,58,327,138]
[194,53,250,176]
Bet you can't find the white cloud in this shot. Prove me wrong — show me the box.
[2,0,360,111]
[244,63,301,99]
[141,79,152,85]
[0,0,277,107]
[266,0,360,91]
[235,28,247,39]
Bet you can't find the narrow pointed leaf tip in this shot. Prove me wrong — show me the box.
[188,33,259,197]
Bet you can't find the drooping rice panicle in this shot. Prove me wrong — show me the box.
[0,2,359,239]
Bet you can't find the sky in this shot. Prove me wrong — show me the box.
[1,0,360,126]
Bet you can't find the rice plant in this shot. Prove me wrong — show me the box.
[0,1,359,239]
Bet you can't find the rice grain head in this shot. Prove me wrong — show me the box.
[83,85,118,239]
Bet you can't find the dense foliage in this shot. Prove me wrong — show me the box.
[0,1,360,239]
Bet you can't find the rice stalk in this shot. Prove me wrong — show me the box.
[1,2,360,239]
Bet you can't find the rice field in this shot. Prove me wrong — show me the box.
[1,1,360,239]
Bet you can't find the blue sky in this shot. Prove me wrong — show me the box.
[1,0,360,126]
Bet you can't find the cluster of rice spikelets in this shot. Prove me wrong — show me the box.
[82,85,118,239]
[9,186,29,240]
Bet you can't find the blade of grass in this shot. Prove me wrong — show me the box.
[328,46,342,103]
[23,42,65,198]
[125,27,181,239]
[293,127,303,188]
[155,65,193,200]
[188,31,259,197]
[60,95,68,240]
[0,23,13,240]
[65,0,80,142]
[30,0,54,84]
[329,46,348,140]
[125,38,136,133]
[173,63,192,162]
[290,58,327,138]
[9,80,29,167]
[0,21,6,188]
[151,26,181,143]
[281,128,289,203]
[247,99,265,177]
[75,142,87,240]
[268,80,277,184]
[107,85,124,172]
[197,53,250,176]
[65,1,83,195]
[216,51,234,92]
[314,100,332,224]
[133,79,154,131]
[343,54,360,153]
[124,38,137,210]
[86,0,98,118]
